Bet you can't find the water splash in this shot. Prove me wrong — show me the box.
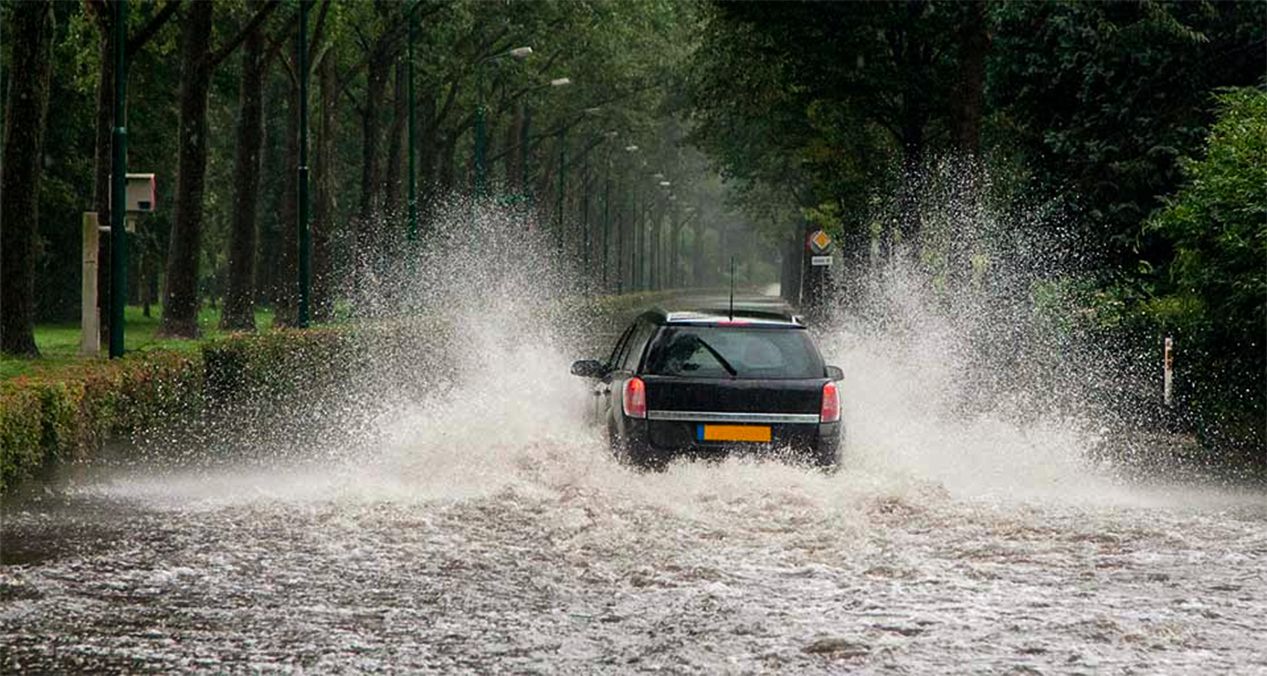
[80,182,1251,514]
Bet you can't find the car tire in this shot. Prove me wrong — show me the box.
[608,424,667,471]
[626,445,669,472]
[808,446,840,473]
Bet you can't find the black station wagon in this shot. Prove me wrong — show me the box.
[571,304,844,469]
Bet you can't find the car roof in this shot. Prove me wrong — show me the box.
[642,295,805,327]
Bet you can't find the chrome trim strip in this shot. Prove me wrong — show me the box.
[646,410,820,424]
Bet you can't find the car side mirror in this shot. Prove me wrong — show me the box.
[571,359,607,379]
[825,365,844,381]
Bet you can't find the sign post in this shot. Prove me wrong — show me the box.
[802,226,834,317]
[81,213,100,355]
[108,0,128,358]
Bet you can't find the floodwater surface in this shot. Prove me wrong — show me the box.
[3,320,1265,674]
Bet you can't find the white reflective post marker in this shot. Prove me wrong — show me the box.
[1163,336,1174,407]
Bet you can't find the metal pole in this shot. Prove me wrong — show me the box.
[297,0,311,327]
[474,69,487,196]
[406,11,417,241]
[669,210,676,288]
[616,183,624,294]
[556,130,566,254]
[520,104,532,203]
[602,157,610,290]
[654,202,660,289]
[581,154,591,278]
[109,0,128,358]
[632,184,639,291]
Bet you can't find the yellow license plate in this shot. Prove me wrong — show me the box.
[699,424,772,442]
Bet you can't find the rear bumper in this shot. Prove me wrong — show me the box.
[622,416,841,464]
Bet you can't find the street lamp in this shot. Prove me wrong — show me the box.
[474,46,533,196]
[616,143,639,293]
[109,0,129,356]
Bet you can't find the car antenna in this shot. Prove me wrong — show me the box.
[728,256,735,320]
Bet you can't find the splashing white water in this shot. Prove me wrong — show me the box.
[10,191,1265,675]
[81,190,1252,515]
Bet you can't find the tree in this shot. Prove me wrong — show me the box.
[1144,88,1267,461]
[687,1,971,260]
[221,0,281,332]
[990,0,1266,270]
[84,0,180,342]
[160,0,277,338]
[0,0,55,356]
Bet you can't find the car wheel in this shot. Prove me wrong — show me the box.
[808,446,840,473]
[626,445,669,472]
[608,424,666,471]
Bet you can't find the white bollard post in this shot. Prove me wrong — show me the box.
[1163,336,1174,408]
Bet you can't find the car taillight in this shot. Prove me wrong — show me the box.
[623,377,647,419]
[820,381,840,423]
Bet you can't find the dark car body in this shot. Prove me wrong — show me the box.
[572,305,843,469]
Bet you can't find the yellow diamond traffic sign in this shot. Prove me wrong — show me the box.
[808,229,832,254]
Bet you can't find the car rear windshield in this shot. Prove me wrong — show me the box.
[643,326,825,379]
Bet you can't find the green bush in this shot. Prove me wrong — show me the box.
[1143,87,1267,464]
[0,386,45,489]
[0,328,358,493]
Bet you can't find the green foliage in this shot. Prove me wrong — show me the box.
[0,387,44,491]
[990,0,1266,268]
[0,305,276,380]
[0,325,357,493]
[1141,87,1267,459]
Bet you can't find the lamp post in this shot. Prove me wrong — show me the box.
[630,178,639,292]
[474,46,533,196]
[663,179,674,291]
[580,151,591,278]
[555,127,566,253]
[500,74,571,204]
[616,144,637,293]
[601,132,616,290]
[406,8,417,241]
[109,0,128,357]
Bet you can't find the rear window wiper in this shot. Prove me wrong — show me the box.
[690,336,738,377]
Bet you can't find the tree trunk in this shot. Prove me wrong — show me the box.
[91,7,117,344]
[356,48,392,276]
[383,58,407,221]
[886,2,933,257]
[952,0,989,158]
[895,119,925,251]
[438,134,456,195]
[504,102,523,195]
[140,248,153,318]
[0,0,54,356]
[221,8,269,332]
[312,53,338,322]
[417,95,438,229]
[273,78,300,327]
[780,229,801,305]
[160,0,216,338]
[255,76,284,307]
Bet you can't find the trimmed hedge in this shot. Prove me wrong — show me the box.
[0,328,359,493]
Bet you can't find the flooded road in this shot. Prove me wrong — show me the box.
[2,227,1265,673]
[3,332,1265,673]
